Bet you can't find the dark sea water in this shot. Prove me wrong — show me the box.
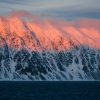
[0,81,100,100]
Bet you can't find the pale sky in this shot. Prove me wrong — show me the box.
[0,0,100,19]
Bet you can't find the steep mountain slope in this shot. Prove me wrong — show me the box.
[0,45,100,80]
[0,12,100,80]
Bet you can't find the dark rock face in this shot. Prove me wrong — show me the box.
[0,45,100,80]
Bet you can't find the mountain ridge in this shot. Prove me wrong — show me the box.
[0,13,100,51]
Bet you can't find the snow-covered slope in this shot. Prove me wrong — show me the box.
[0,45,100,80]
[0,12,100,80]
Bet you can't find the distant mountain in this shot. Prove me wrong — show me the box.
[0,12,100,80]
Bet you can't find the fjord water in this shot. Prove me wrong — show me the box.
[0,81,100,100]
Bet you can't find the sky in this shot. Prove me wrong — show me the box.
[0,0,100,20]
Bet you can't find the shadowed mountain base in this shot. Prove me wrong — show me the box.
[0,45,100,80]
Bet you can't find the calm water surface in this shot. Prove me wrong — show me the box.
[0,81,100,100]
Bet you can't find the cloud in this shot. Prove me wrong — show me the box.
[0,0,100,19]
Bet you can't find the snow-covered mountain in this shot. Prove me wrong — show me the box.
[0,12,100,80]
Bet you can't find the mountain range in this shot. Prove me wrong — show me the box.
[0,12,100,80]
